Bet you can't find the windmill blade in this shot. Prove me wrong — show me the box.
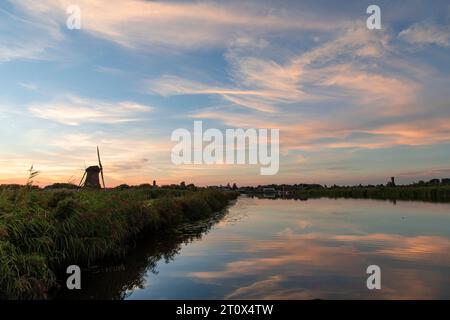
[97,146,106,189]
[97,146,102,169]
[78,171,86,188]
[100,168,106,189]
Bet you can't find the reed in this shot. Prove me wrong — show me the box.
[0,186,238,299]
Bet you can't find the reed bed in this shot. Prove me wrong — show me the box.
[0,186,238,299]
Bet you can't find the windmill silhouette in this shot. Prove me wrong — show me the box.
[78,146,106,189]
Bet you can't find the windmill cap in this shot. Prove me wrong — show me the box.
[86,165,101,172]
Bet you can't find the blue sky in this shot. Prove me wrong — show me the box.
[1,0,450,186]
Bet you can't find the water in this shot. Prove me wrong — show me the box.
[60,196,450,299]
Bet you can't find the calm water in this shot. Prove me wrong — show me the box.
[60,196,450,299]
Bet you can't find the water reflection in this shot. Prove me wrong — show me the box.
[191,232,450,299]
[56,208,231,299]
[58,197,450,299]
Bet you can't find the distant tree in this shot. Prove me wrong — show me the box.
[44,183,78,190]
[429,179,440,185]
[116,184,131,190]
[232,183,238,190]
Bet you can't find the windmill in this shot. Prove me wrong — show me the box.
[78,146,106,189]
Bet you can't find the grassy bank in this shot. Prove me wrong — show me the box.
[0,186,238,299]
[295,185,450,202]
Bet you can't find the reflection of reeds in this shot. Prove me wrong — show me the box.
[55,206,232,300]
[0,186,238,299]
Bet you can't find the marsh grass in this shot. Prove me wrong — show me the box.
[0,186,238,299]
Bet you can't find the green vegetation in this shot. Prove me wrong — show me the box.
[239,178,450,202]
[0,185,238,299]
[295,185,450,202]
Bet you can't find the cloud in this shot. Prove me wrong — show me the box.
[292,23,391,66]
[308,63,419,109]
[145,23,415,114]
[0,5,61,62]
[141,42,306,112]
[19,82,38,91]
[399,21,450,47]
[28,95,153,125]
[145,74,295,113]
[192,105,450,154]
[95,66,123,75]
[146,75,262,97]
[162,22,448,158]
[11,0,345,51]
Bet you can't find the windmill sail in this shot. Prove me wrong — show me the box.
[97,146,106,189]
[78,171,87,188]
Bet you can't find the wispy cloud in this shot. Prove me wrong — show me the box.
[146,23,417,114]
[95,66,123,75]
[11,0,347,51]
[0,5,61,62]
[144,74,297,113]
[399,21,450,47]
[19,82,38,91]
[28,95,153,125]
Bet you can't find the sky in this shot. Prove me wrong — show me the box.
[1,0,450,187]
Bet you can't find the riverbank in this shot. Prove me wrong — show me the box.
[294,185,450,202]
[0,186,238,299]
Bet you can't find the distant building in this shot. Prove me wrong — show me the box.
[262,188,276,198]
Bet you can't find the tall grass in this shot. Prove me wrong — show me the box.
[0,186,238,299]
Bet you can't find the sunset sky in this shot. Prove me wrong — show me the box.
[1,0,450,187]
